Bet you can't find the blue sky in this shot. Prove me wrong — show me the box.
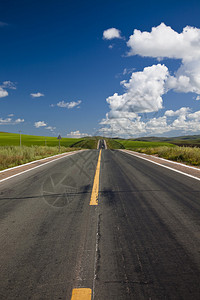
[1,0,200,138]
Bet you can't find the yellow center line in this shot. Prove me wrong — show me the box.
[90,149,102,205]
[71,288,92,300]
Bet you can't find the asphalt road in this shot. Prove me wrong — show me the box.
[98,139,106,149]
[0,149,200,299]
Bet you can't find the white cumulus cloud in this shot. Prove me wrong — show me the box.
[164,107,190,117]
[100,23,200,137]
[34,121,47,128]
[107,64,169,117]
[57,100,81,109]
[2,81,17,90]
[15,118,25,123]
[127,23,200,62]
[99,107,200,137]
[103,28,122,40]
[0,81,17,99]
[127,23,200,94]
[0,117,24,125]
[0,87,8,98]
[66,130,91,138]
[45,126,56,132]
[31,92,44,98]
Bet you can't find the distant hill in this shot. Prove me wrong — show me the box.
[131,135,200,147]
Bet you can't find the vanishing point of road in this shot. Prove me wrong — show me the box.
[0,140,200,299]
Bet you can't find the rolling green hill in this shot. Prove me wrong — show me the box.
[131,135,200,147]
[70,137,98,149]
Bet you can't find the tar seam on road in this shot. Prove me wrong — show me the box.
[90,149,102,205]
[71,288,92,300]
[121,150,200,182]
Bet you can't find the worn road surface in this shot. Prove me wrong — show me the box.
[0,149,200,299]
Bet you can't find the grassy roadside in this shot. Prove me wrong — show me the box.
[133,146,200,166]
[0,145,81,171]
[107,139,200,166]
[0,133,100,171]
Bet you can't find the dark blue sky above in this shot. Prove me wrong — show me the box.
[0,0,200,137]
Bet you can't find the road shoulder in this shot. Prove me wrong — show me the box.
[0,150,85,183]
[120,149,200,180]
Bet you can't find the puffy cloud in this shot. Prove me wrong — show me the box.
[56,100,81,109]
[127,23,200,62]
[0,118,12,124]
[30,92,44,98]
[99,114,146,137]
[34,121,47,128]
[0,87,8,98]
[99,107,200,137]
[170,109,200,132]
[15,118,25,123]
[0,81,17,98]
[0,117,24,125]
[127,23,200,94]
[45,126,56,132]
[103,28,122,40]
[166,60,200,94]
[66,130,91,138]
[107,64,169,116]
[100,23,200,137]
[164,107,190,117]
[2,81,17,90]
[188,111,200,120]
[100,64,171,137]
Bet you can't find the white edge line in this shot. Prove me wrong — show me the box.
[139,152,200,171]
[104,139,107,150]
[0,151,83,174]
[120,149,200,182]
[0,150,84,183]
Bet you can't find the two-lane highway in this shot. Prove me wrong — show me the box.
[0,149,200,299]
[98,139,107,150]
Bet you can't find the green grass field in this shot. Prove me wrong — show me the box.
[1,133,200,169]
[0,132,83,147]
[0,132,100,170]
[110,139,200,166]
[0,132,92,170]
[115,139,175,149]
[70,137,99,149]
[105,138,125,149]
